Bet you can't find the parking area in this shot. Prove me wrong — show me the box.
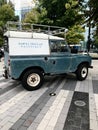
[0,60,98,130]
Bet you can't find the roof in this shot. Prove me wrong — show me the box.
[4,31,64,40]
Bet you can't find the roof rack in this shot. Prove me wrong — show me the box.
[6,21,67,36]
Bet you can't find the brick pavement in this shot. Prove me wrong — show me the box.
[0,60,98,130]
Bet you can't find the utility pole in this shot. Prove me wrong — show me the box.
[87,21,91,52]
[87,5,91,52]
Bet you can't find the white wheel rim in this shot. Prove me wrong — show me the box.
[27,73,40,87]
[81,67,87,78]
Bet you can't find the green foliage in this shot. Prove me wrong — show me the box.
[38,8,53,24]
[38,0,68,26]
[23,7,53,25]
[0,0,6,6]
[22,0,85,44]
[94,24,98,47]
[0,4,15,23]
[0,3,17,46]
[66,25,85,44]
[23,8,40,23]
[87,0,98,47]
[38,0,85,28]
[64,0,85,28]
[88,0,98,22]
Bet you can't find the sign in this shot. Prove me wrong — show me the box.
[9,38,50,56]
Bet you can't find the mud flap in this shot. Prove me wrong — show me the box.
[3,69,8,79]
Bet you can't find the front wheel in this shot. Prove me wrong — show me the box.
[76,64,88,81]
[22,69,44,91]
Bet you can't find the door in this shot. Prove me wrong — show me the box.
[45,40,72,74]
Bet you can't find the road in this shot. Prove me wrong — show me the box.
[0,60,98,130]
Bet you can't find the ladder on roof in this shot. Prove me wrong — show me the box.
[6,21,68,36]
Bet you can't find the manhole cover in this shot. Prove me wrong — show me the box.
[74,100,86,107]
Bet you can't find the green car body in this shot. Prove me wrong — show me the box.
[3,29,93,91]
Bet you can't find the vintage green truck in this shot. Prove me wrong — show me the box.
[3,22,93,90]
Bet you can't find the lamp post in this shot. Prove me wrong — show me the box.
[87,22,91,52]
[87,6,92,52]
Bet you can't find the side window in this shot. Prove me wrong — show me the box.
[50,40,68,53]
[3,36,9,52]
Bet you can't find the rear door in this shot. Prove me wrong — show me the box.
[3,36,10,68]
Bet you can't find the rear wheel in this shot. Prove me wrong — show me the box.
[76,64,88,81]
[22,69,44,91]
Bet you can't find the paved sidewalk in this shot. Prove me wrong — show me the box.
[0,60,98,130]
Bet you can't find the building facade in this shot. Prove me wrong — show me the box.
[7,0,35,21]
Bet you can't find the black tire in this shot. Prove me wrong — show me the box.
[76,64,88,81]
[22,69,44,91]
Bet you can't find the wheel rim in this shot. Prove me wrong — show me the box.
[27,73,40,87]
[81,67,87,78]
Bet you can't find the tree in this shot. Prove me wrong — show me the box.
[23,0,85,44]
[87,0,98,47]
[93,24,98,47]
[66,25,85,44]
[0,0,6,6]
[38,0,85,27]
[39,0,67,26]
[38,0,85,43]
[0,3,17,47]
[87,0,98,22]
[23,8,40,24]
[0,5,15,24]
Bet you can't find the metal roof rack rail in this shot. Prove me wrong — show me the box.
[6,21,67,36]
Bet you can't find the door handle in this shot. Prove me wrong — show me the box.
[52,60,55,64]
[44,57,48,61]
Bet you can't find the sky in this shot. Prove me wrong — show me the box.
[8,0,35,9]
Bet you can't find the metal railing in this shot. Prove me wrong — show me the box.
[6,21,67,36]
